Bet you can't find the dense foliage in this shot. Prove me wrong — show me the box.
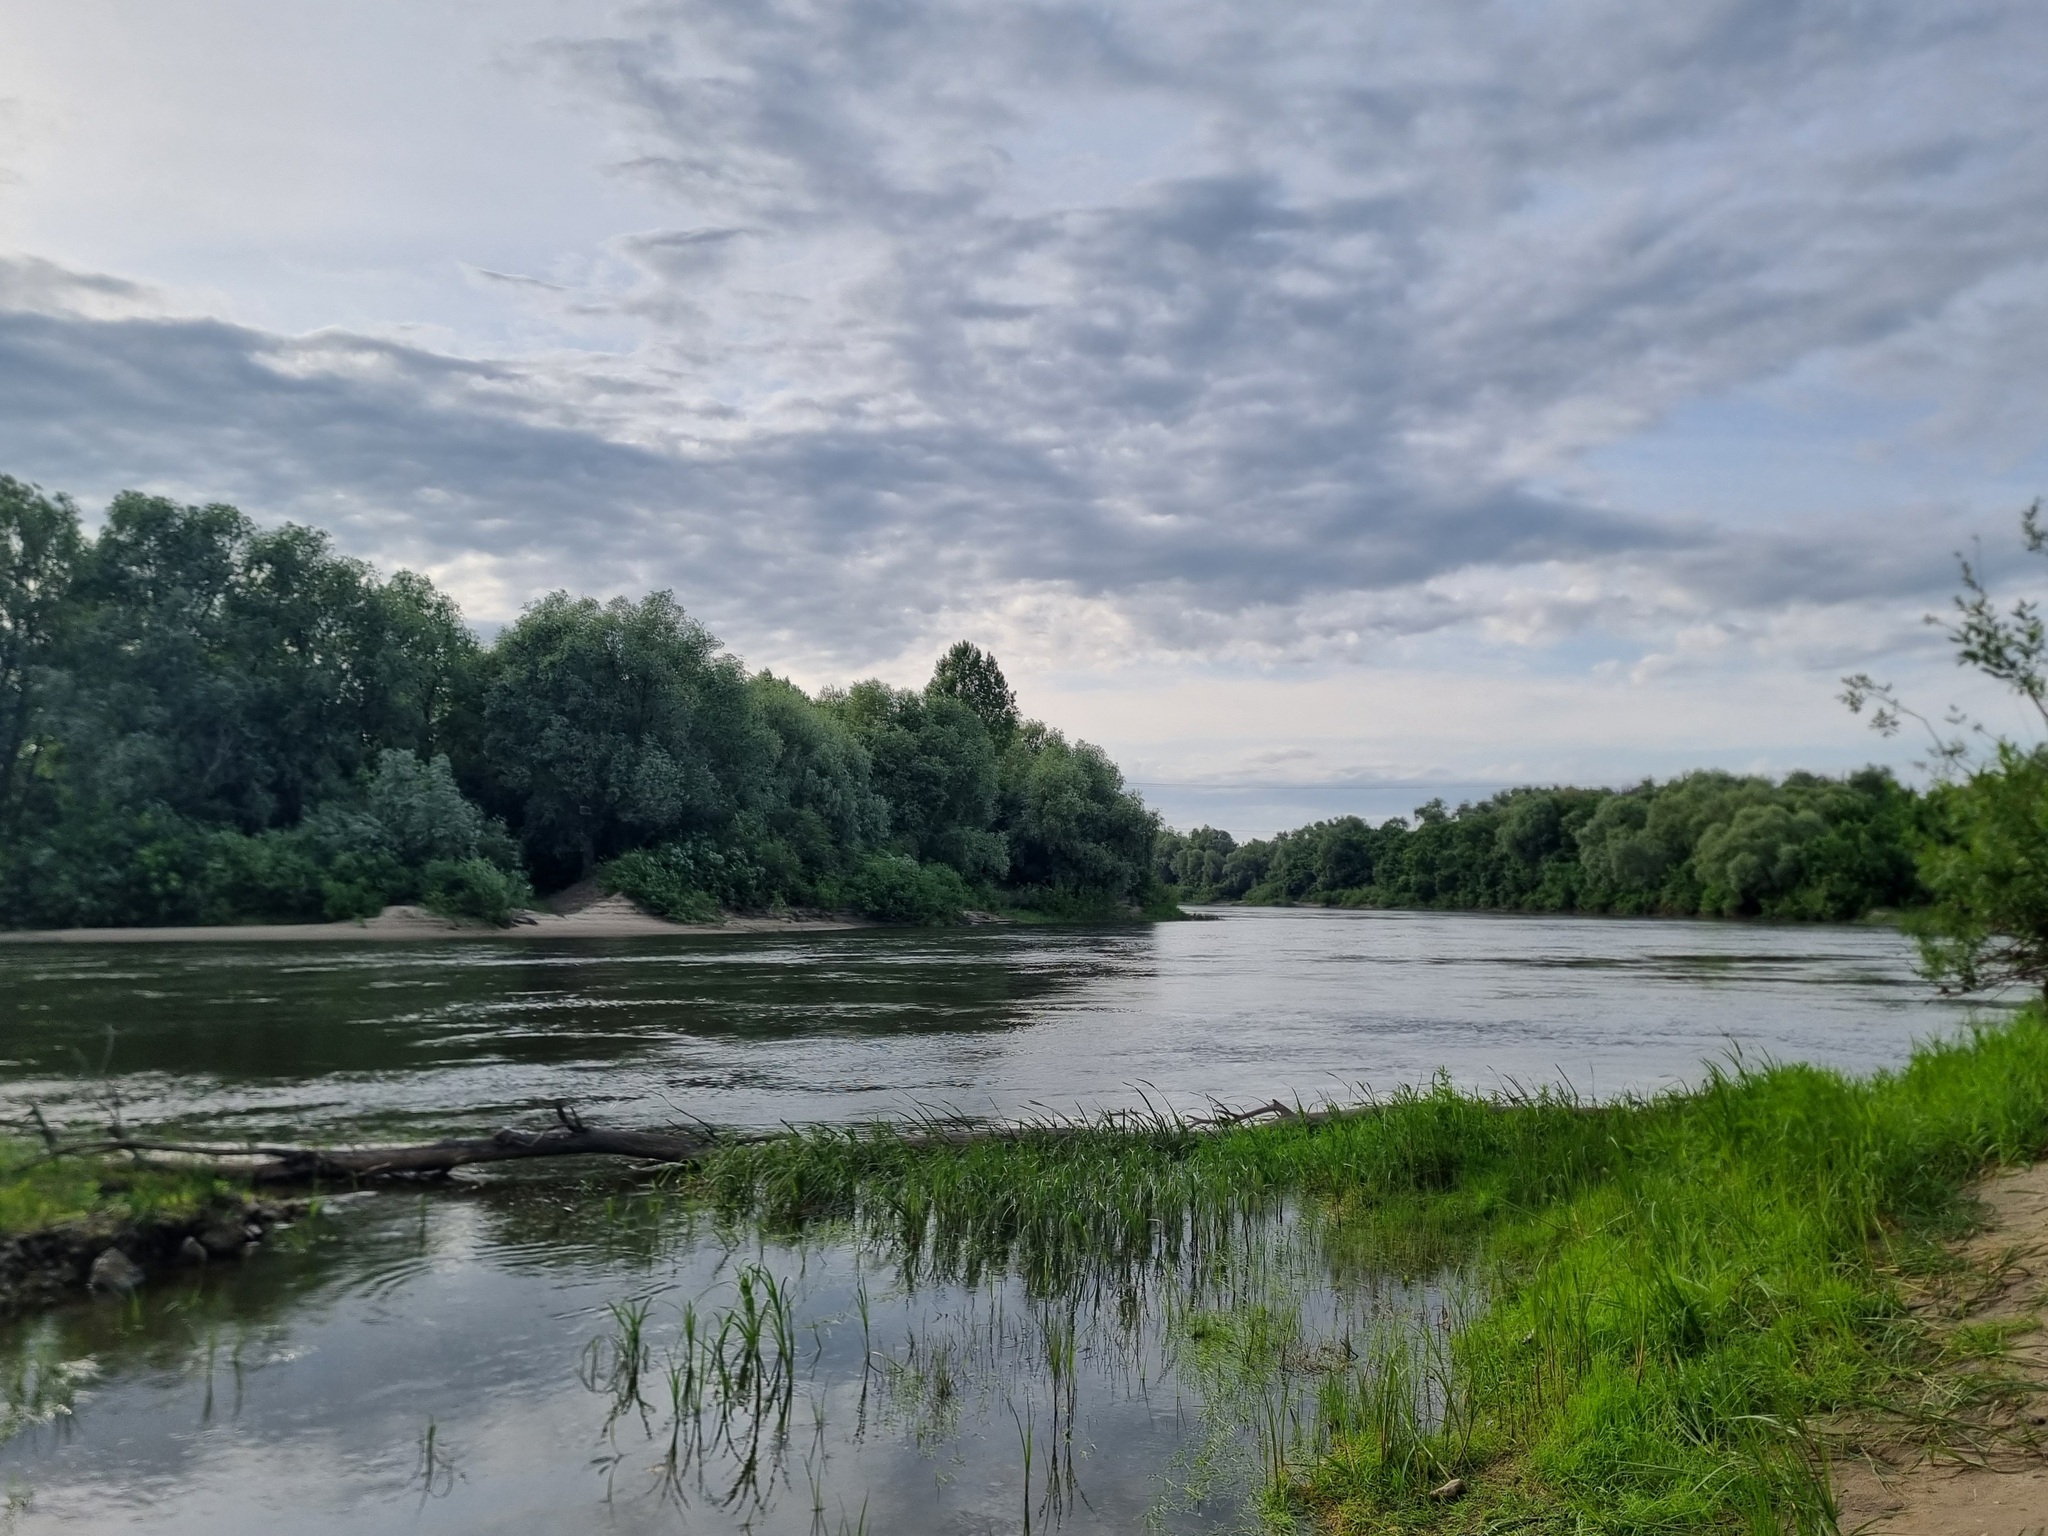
[1155,767,1925,920]
[0,476,1159,927]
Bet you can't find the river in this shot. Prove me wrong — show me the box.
[0,908,1986,1532]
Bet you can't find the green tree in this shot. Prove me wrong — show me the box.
[1912,746,2048,998]
[928,640,1019,744]
[1218,838,1273,899]
[998,725,1157,900]
[751,673,889,878]
[1157,824,1237,896]
[1693,802,1826,914]
[833,681,1004,879]
[1313,817,1375,891]
[477,592,771,884]
[1845,502,2048,995]
[0,477,81,832]
[360,570,481,764]
[48,494,476,832]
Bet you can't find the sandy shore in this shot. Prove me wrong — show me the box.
[0,894,879,944]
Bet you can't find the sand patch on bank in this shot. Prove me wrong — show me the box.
[1834,1160,2048,1534]
[0,893,877,944]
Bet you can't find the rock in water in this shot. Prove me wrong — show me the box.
[177,1236,209,1266]
[198,1221,247,1257]
[88,1247,145,1294]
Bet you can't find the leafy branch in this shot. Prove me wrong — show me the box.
[1842,499,2048,775]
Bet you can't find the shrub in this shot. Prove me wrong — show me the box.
[199,828,328,923]
[421,857,533,926]
[361,748,503,867]
[838,853,968,924]
[601,845,724,922]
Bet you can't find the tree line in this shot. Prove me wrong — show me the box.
[0,477,1161,928]
[10,470,2048,989]
[1161,500,2048,1009]
[1155,767,1923,920]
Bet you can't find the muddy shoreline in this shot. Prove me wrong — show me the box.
[0,1195,309,1313]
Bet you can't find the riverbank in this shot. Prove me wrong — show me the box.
[4,1012,2037,1527]
[0,1146,303,1311]
[0,880,1148,943]
[1833,1158,2048,1532]
[0,893,886,944]
[666,1008,2048,1530]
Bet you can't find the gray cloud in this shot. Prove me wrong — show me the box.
[1,0,2044,673]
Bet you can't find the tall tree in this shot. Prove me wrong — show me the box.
[477,591,771,884]
[0,477,81,831]
[928,640,1019,744]
[833,681,1004,878]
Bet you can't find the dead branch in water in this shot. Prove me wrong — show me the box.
[7,1101,719,1183]
[6,1095,1350,1186]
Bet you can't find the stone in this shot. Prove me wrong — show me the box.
[87,1247,145,1294]
[197,1222,246,1257]
[177,1236,208,1266]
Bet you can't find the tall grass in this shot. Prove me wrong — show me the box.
[1307,1013,2048,1532]
[581,1262,804,1509]
[683,1082,1622,1296]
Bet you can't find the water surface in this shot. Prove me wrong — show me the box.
[0,907,1972,1141]
[0,909,1987,1532]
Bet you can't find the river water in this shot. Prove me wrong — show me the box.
[0,909,1987,1532]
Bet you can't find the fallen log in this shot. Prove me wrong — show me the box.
[240,1123,718,1183]
[27,1124,717,1183]
[11,1101,720,1184]
[10,1095,1360,1186]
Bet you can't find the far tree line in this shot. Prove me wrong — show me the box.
[1156,767,1921,921]
[6,473,2048,1005]
[1159,500,2048,1004]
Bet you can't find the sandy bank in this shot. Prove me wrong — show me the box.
[0,893,879,944]
[1833,1158,2048,1532]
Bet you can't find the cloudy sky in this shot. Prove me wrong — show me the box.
[3,0,2045,832]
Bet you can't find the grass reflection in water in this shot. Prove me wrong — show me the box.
[573,1185,1442,1533]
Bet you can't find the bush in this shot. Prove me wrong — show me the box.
[0,806,214,928]
[361,748,507,868]
[420,857,533,926]
[599,831,792,920]
[1913,743,2048,999]
[198,828,328,924]
[837,854,968,924]
[601,844,725,922]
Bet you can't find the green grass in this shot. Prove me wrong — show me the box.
[668,1011,2048,1532]
[1302,1013,2048,1533]
[0,1138,236,1237]
[678,1082,1616,1297]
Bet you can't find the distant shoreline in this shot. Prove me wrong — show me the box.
[0,896,879,945]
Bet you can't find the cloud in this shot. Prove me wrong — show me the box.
[1,0,2045,687]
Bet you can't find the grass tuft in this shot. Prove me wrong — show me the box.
[0,1138,236,1238]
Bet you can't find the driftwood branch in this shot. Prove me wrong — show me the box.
[26,1102,59,1153]
[123,1125,720,1183]
[4,1094,1354,1187]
